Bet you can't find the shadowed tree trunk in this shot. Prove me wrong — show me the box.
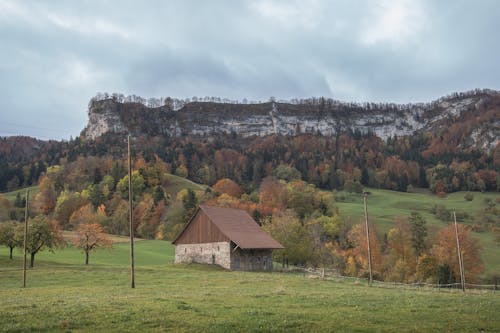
[30,253,35,268]
[9,246,14,260]
[85,251,89,265]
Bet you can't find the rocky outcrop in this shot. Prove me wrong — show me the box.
[81,90,500,151]
[83,99,126,139]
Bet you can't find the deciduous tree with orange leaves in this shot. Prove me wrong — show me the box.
[347,222,382,279]
[213,178,243,198]
[35,175,57,215]
[73,223,112,265]
[384,217,416,282]
[431,224,483,283]
[258,177,288,216]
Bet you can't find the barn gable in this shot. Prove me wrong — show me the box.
[173,205,284,249]
[173,205,283,270]
[172,208,230,245]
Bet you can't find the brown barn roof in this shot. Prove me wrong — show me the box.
[173,205,284,249]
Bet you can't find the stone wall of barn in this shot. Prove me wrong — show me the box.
[175,242,231,269]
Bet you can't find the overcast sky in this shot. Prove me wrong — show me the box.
[1,0,499,139]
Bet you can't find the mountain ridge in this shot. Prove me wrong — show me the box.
[81,89,500,152]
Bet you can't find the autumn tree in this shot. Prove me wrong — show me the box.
[72,223,112,265]
[105,198,129,236]
[213,178,243,198]
[0,196,13,221]
[69,204,96,229]
[0,221,22,259]
[415,254,439,283]
[287,180,318,219]
[134,194,165,239]
[307,214,341,267]
[262,210,313,266]
[384,217,415,282]
[259,177,288,216]
[347,222,382,279]
[19,216,64,267]
[273,164,301,182]
[116,171,145,200]
[54,191,87,228]
[35,175,57,215]
[431,224,484,283]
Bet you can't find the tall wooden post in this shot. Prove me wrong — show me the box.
[363,192,373,285]
[128,136,135,288]
[453,211,465,291]
[22,190,29,288]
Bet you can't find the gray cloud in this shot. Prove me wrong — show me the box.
[1,0,499,139]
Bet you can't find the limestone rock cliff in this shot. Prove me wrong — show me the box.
[81,90,500,152]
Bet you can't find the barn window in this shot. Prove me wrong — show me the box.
[184,248,187,254]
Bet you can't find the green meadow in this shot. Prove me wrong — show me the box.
[335,188,500,275]
[163,174,206,196]
[1,241,499,332]
[1,185,39,202]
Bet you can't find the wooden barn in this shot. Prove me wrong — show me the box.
[172,205,284,271]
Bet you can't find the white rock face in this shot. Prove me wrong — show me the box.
[82,99,127,139]
[164,99,475,141]
[82,93,499,152]
[85,109,126,140]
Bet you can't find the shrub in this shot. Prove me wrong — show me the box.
[431,204,452,222]
[344,180,363,193]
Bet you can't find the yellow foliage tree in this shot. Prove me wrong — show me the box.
[72,223,112,265]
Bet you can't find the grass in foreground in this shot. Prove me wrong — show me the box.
[1,241,499,333]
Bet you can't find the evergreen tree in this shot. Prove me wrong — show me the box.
[152,185,165,206]
[182,189,197,223]
[14,192,25,208]
[408,212,427,259]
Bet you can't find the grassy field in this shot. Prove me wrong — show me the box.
[335,188,500,275]
[164,173,206,197]
[0,185,39,202]
[1,241,499,333]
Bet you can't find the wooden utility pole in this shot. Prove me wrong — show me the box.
[128,136,135,288]
[22,190,29,288]
[363,192,373,285]
[453,211,465,291]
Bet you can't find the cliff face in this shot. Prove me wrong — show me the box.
[81,91,500,152]
[84,99,127,139]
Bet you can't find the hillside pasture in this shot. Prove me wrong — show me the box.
[335,188,500,275]
[164,173,206,196]
[0,185,39,202]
